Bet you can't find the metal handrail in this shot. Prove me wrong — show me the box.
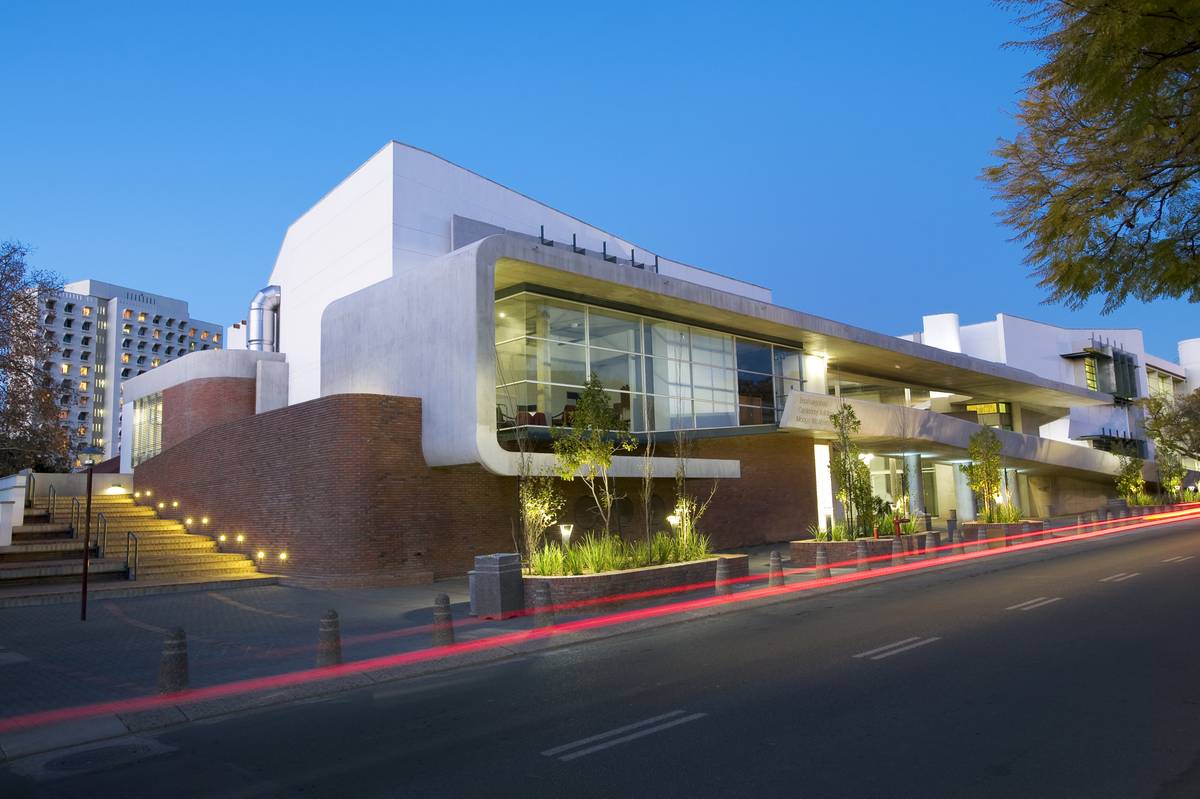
[70,497,82,536]
[24,474,34,508]
[126,531,139,580]
[48,484,57,518]
[96,513,107,558]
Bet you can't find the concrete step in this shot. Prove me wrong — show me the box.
[0,540,93,562]
[0,558,127,582]
[135,561,259,579]
[136,552,250,567]
[12,523,73,541]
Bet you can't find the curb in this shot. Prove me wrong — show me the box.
[0,576,280,609]
[0,518,1189,764]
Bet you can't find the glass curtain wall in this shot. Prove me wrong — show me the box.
[495,292,804,433]
[131,392,162,467]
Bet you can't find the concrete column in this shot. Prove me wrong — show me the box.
[954,466,977,522]
[829,461,845,523]
[905,454,925,516]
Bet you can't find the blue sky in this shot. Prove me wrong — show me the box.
[2,1,1193,359]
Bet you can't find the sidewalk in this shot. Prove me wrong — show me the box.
[0,543,796,721]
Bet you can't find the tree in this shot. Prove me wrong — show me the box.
[671,430,717,545]
[552,373,636,535]
[828,403,873,538]
[1116,452,1147,503]
[1142,390,1200,460]
[1156,449,1186,499]
[984,2,1200,312]
[961,427,1003,521]
[0,242,68,474]
[638,433,656,542]
[516,456,564,563]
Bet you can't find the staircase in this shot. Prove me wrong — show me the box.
[1,494,272,595]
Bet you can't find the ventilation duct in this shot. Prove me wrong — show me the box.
[247,285,281,352]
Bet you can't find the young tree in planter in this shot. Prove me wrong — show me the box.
[638,434,656,542]
[672,430,717,553]
[961,427,1003,522]
[552,373,636,535]
[1116,453,1147,505]
[517,453,564,563]
[828,403,873,538]
[1156,450,1185,501]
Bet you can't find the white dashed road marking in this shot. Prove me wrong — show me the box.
[853,636,941,660]
[1009,597,1062,612]
[543,710,707,762]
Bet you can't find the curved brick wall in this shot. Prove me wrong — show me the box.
[135,393,518,586]
[162,377,257,451]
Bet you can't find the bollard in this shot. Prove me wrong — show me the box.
[925,531,940,559]
[814,544,831,579]
[157,627,189,694]
[533,581,555,627]
[977,530,988,550]
[432,593,455,646]
[891,535,904,566]
[768,550,786,587]
[952,531,965,555]
[715,557,732,596]
[947,516,958,537]
[855,540,869,572]
[316,609,342,667]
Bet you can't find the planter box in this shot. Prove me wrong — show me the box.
[789,537,922,568]
[523,554,749,611]
[960,521,1046,548]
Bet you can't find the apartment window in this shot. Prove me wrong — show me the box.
[81,336,90,345]
[63,318,73,328]
[122,323,132,334]
[138,311,146,322]
[62,348,73,358]
[80,351,90,361]
[78,381,88,391]
[151,358,160,367]
[81,306,92,317]
[78,365,89,376]
[62,333,73,343]
[81,321,91,331]
[60,363,70,375]
[153,315,161,324]
[200,330,209,340]
[138,326,147,336]
[121,368,131,378]
[1084,357,1098,391]
[64,303,75,313]
[131,393,163,467]
[213,333,221,343]
[121,353,130,364]
[152,328,160,339]
[122,309,132,320]
[122,338,131,349]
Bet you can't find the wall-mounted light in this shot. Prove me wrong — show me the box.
[184,517,193,525]
[667,514,681,528]
[279,552,288,561]
[171,500,179,508]
[218,534,227,542]
[144,490,153,497]
[236,534,245,543]
[157,501,165,509]
[134,491,141,499]
[201,517,209,525]
[256,550,265,560]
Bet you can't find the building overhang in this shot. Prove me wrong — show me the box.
[490,244,1111,413]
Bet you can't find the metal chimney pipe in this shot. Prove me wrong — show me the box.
[247,285,281,352]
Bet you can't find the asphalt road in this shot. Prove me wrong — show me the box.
[5,519,1200,798]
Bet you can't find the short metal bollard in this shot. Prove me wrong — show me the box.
[855,540,869,572]
[715,557,732,596]
[432,593,455,646]
[952,531,965,555]
[316,609,342,667]
[533,581,555,627]
[891,535,904,566]
[157,627,189,694]
[814,544,831,579]
[925,531,940,559]
[768,550,785,587]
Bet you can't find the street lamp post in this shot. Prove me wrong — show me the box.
[78,446,103,622]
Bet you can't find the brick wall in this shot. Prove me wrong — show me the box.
[162,377,257,451]
[523,554,750,610]
[135,394,517,586]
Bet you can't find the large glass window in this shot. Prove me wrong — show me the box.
[131,393,162,467]
[494,292,803,434]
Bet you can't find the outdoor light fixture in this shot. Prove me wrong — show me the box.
[667,514,681,527]
[218,534,227,542]
[279,552,288,561]
[256,550,265,560]
[171,500,179,508]
[201,517,209,525]
[184,517,193,525]
[236,534,245,543]
[145,490,152,497]
[157,502,165,509]
[134,491,141,498]
[558,524,574,546]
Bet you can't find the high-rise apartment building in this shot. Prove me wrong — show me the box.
[39,279,223,467]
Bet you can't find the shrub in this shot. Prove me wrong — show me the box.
[983,503,1022,524]
[526,527,713,576]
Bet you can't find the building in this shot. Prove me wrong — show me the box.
[40,280,224,467]
[117,142,1200,586]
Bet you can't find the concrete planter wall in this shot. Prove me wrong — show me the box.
[789,537,923,567]
[960,521,1046,548]
[522,554,749,611]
